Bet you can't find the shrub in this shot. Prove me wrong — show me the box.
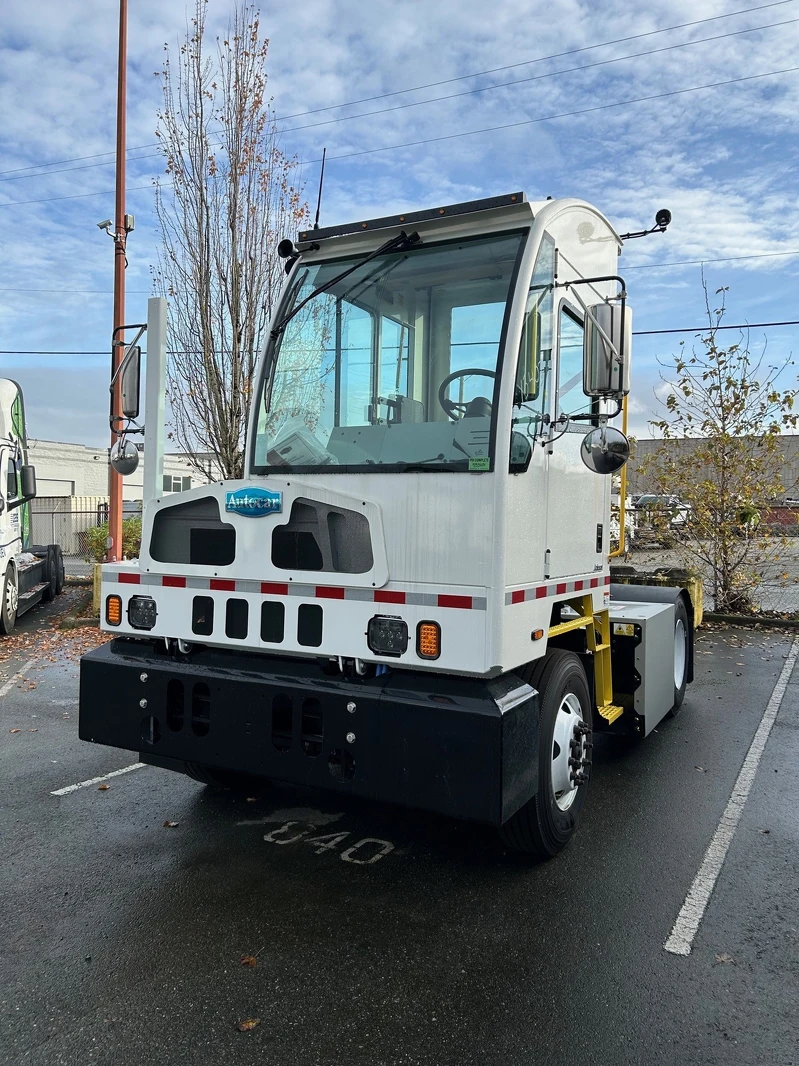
[84,516,143,562]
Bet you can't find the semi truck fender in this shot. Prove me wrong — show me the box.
[610,582,695,683]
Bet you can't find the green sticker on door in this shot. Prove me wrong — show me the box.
[468,456,490,472]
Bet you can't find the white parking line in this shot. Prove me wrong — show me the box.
[0,657,40,698]
[51,762,146,796]
[664,637,799,956]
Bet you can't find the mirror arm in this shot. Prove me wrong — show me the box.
[557,275,627,368]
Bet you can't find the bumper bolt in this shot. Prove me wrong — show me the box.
[346,732,356,744]
[140,672,148,683]
[346,701,357,714]
[139,698,148,709]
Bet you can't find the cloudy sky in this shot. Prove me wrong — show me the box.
[0,0,797,446]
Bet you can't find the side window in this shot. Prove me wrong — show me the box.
[6,454,19,500]
[557,307,593,419]
[511,237,554,471]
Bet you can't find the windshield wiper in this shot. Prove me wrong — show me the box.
[270,230,421,339]
[395,454,454,472]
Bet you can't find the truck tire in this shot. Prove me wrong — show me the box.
[0,566,18,635]
[42,546,57,602]
[182,762,271,792]
[500,650,592,859]
[666,597,690,717]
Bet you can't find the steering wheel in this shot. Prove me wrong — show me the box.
[437,368,496,419]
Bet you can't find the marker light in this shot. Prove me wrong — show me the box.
[417,621,441,660]
[367,616,408,657]
[128,595,158,630]
[105,595,122,626]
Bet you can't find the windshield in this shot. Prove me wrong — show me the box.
[252,230,526,473]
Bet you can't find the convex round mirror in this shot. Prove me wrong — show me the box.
[110,438,140,476]
[580,425,630,475]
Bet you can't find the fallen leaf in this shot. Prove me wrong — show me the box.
[28,728,38,733]
[240,955,257,968]
[695,766,706,773]
[246,797,258,803]
[237,1018,260,1032]
[715,953,735,964]
[98,783,110,791]
[8,728,20,734]
[162,820,179,828]
[758,828,771,834]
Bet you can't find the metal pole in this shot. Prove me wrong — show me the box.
[107,0,127,562]
[143,298,167,504]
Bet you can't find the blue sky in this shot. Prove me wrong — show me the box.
[0,0,797,446]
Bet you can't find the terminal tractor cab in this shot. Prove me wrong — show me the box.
[81,192,694,859]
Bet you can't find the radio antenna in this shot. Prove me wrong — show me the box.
[313,148,327,231]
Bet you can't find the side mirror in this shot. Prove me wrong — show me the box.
[20,464,36,500]
[515,308,541,403]
[121,345,141,419]
[583,303,632,397]
[580,426,630,475]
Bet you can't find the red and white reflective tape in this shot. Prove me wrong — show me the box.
[108,571,487,611]
[504,574,610,606]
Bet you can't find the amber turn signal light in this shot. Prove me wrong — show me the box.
[417,621,441,660]
[105,595,122,626]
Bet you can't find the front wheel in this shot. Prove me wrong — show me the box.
[0,567,18,635]
[500,650,593,858]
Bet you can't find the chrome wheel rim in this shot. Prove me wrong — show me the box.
[5,575,17,617]
[674,618,686,690]
[552,692,586,812]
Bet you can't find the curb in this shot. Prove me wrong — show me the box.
[704,612,799,630]
[58,589,96,630]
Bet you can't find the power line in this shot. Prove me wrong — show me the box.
[2,14,797,186]
[0,0,793,181]
[625,249,799,269]
[3,320,798,356]
[2,250,798,297]
[635,320,799,334]
[1,63,797,212]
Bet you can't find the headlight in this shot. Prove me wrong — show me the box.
[367,615,408,657]
[128,595,158,630]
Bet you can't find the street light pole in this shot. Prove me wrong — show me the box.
[107,0,128,563]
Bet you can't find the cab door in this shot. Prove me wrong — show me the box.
[544,302,609,580]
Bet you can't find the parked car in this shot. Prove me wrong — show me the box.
[634,494,689,528]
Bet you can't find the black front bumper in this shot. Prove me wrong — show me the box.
[79,640,540,826]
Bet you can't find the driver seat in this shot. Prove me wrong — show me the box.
[463,396,492,418]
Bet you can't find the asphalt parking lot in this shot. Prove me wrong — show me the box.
[1,600,797,1066]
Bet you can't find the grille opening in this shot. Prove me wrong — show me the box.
[271,694,293,752]
[141,715,161,746]
[191,682,211,737]
[301,698,324,757]
[192,596,214,636]
[272,526,324,571]
[328,748,356,781]
[225,598,249,639]
[271,498,372,574]
[261,601,285,643]
[297,603,323,647]
[150,496,235,565]
[190,526,236,566]
[166,679,184,732]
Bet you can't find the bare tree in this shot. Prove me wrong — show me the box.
[152,0,308,479]
[641,280,797,613]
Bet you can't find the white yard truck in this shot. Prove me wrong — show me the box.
[0,379,65,633]
[79,193,696,857]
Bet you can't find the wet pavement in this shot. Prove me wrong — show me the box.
[1,598,797,1066]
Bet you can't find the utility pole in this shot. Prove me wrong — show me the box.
[107,0,128,562]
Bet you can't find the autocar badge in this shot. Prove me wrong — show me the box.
[225,487,282,517]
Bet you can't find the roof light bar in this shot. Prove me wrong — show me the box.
[297,191,527,244]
